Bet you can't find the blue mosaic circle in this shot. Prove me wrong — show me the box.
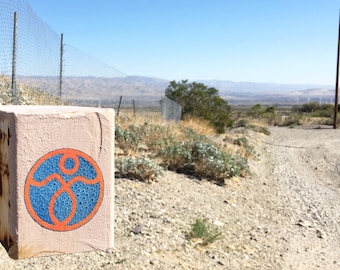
[24,148,104,231]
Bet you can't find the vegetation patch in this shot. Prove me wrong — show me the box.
[0,75,64,105]
[233,118,271,135]
[115,117,251,184]
[187,218,223,246]
[158,141,249,184]
[165,80,232,133]
[115,156,164,182]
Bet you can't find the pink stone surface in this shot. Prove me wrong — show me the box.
[0,105,114,259]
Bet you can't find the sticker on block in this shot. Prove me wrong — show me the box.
[24,148,104,231]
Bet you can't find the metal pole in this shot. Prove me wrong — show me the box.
[59,33,64,98]
[117,96,122,116]
[11,12,18,104]
[333,12,340,129]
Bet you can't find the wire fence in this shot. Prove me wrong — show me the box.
[0,0,126,103]
[161,96,182,122]
[0,0,60,96]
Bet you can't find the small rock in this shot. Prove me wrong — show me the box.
[131,224,143,234]
[316,229,324,239]
[296,219,312,228]
[214,220,224,227]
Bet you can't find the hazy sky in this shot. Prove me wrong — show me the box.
[27,0,339,85]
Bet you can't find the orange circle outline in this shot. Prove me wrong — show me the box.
[59,153,80,175]
[24,148,104,232]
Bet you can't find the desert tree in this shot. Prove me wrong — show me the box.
[165,80,232,133]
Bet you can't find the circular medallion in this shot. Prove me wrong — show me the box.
[24,148,104,231]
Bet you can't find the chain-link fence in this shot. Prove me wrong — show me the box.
[0,0,126,104]
[161,96,182,122]
[0,0,60,98]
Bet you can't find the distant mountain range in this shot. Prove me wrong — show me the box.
[29,75,335,107]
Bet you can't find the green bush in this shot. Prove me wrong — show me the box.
[294,102,334,118]
[233,119,250,128]
[247,104,265,118]
[115,156,164,182]
[311,106,333,118]
[165,80,232,133]
[295,102,320,113]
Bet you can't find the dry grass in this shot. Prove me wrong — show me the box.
[180,116,216,136]
[116,112,163,128]
[116,112,217,138]
[115,112,219,159]
[0,75,64,105]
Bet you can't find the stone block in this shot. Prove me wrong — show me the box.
[0,105,114,259]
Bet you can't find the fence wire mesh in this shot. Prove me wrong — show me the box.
[1,0,127,103]
[161,96,182,122]
[0,0,60,95]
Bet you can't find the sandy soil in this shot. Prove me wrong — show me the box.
[1,125,340,269]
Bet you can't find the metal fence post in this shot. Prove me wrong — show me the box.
[333,12,340,129]
[116,96,122,116]
[59,33,64,98]
[11,11,18,104]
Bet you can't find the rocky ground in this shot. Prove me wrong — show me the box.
[1,125,340,269]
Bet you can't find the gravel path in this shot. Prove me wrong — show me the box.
[1,126,340,269]
[265,126,340,269]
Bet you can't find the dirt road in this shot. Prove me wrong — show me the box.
[260,126,340,269]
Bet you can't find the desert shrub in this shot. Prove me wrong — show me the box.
[231,119,271,135]
[233,119,250,128]
[158,142,192,171]
[158,141,249,184]
[247,124,271,135]
[233,137,248,146]
[191,142,237,181]
[115,156,164,182]
[311,105,333,118]
[165,80,232,133]
[247,104,266,118]
[294,102,334,118]
[265,106,275,113]
[115,115,252,183]
[295,102,320,113]
[233,137,256,157]
[117,121,212,154]
[261,109,279,125]
[188,218,222,246]
[179,126,210,143]
[115,126,140,153]
[279,113,303,127]
[129,123,178,153]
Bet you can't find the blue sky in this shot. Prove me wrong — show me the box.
[27,0,339,85]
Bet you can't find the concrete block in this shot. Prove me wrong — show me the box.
[0,105,114,259]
